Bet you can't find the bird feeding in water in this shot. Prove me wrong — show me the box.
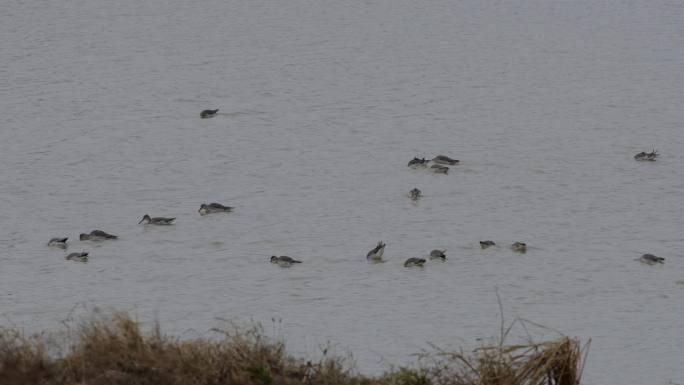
[480,240,496,249]
[511,242,527,253]
[404,257,426,267]
[270,256,302,266]
[407,157,429,168]
[79,230,118,241]
[66,252,89,262]
[634,150,658,161]
[366,241,386,261]
[431,155,459,165]
[199,203,233,215]
[408,188,422,201]
[430,164,449,174]
[138,215,176,225]
[200,109,219,118]
[429,249,446,261]
[47,237,68,249]
[639,253,664,265]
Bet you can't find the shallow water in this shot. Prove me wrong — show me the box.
[2,0,684,383]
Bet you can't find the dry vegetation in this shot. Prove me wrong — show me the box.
[0,312,588,385]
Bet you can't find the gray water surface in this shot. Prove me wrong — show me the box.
[2,1,684,384]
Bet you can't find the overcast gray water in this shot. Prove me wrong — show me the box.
[2,0,684,383]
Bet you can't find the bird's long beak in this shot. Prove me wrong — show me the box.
[138,217,145,224]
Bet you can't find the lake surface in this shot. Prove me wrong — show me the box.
[2,0,684,383]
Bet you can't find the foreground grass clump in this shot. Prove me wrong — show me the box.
[0,312,587,385]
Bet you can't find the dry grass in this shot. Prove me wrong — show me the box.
[0,327,55,385]
[409,336,586,385]
[0,312,587,385]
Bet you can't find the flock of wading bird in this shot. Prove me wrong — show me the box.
[46,110,666,267]
[47,203,233,262]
